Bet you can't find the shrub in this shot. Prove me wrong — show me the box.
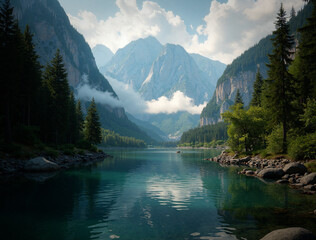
[266,126,283,154]
[288,133,316,160]
[44,146,59,158]
[305,160,316,172]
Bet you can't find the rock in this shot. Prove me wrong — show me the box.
[300,173,316,186]
[245,170,254,175]
[277,179,289,184]
[314,209,316,215]
[282,174,290,179]
[304,185,316,191]
[257,168,285,179]
[260,227,316,240]
[24,157,60,172]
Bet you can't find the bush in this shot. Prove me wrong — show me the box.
[43,146,59,158]
[288,133,316,160]
[76,139,92,150]
[305,160,316,172]
[266,126,283,154]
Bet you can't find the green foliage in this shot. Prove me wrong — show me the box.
[305,160,316,173]
[266,126,284,155]
[102,129,147,148]
[179,122,228,145]
[234,89,244,107]
[250,69,264,107]
[288,133,316,160]
[84,98,102,145]
[262,4,295,153]
[222,105,267,152]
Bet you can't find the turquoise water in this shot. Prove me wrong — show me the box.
[0,148,315,240]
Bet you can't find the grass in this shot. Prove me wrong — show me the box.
[305,160,316,173]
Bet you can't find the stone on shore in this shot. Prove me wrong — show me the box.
[300,173,316,186]
[283,162,307,175]
[257,168,285,179]
[260,227,316,240]
[24,157,60,172]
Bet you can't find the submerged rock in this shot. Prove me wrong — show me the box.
[260,227,316,240]
[24,157,60,172]
[257,168,285,179]
[283,162,307,175]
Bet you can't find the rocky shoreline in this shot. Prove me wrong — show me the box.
[0,151,112,175]
[206,151,316,195]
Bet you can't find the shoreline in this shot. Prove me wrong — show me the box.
[0,151,112,176]
[206,151,316,195]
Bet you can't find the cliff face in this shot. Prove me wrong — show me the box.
[10,0,153,142]
[200,3,313,127]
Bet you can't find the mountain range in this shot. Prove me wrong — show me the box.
[93,37,225,139]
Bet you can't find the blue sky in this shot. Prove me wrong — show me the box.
[59,0,305,64]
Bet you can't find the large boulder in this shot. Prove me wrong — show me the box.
[300,172,316,186]
[257,168,285,179]
[283,162,307,175]
[24,157,60,172]
[260,227,316,240]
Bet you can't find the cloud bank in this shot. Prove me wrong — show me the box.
[77,78,205,115]
[68,0,304,64]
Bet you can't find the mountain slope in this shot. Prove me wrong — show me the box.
[140,44,215,104]
[190,53,226,87]
[92,44,114,68]
[102,36,163,91]
[11,0,154,143]
[200,3,313,126]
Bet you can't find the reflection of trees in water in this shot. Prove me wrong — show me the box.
[200,165,316,240]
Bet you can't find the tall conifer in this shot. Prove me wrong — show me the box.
[234,89,244,107]
[262,4,294,153]
[251,69,264,107]
[84,98,102,145]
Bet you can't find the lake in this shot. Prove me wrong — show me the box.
[0,148,315,240]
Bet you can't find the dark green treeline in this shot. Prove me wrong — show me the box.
[0,0,101,152]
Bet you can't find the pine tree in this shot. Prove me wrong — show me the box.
[67,92,77,144]
[262,4,295,153]
[290,6,296,19]
[0,0,16,143]
[234,89,244,107]
[295,0,316,104]
[251,69,264,107]
[76,100,84,135]
[23,25,42,127]
[42,49,70,144]
[84,98,102,145]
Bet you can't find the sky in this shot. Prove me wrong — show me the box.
[59,0,305,64]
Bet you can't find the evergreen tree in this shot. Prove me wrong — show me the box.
[42,49,70,144]
[291,6,296,19]
[234,89,244,107]
[67,92,77,144]
[262,4,295,153]
[76,100,84,134]
[295,0,316,105]
[0,0,16,143]
[22,25,42,126]
[84,98,102,145]
[251,69,264,107]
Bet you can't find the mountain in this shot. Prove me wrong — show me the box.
[140,44,215,104]
[92,44,114,68]
[102,36,163,91]
[144,112,200,140]
[200,3,313,126]
[190,53,226,87]
[126,113,167,143]
[11,0,154,143]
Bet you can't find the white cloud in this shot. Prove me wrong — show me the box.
[68,0,191,53]
[77,77,205,115]
[146,91,207,115]
[187,0,305,64]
